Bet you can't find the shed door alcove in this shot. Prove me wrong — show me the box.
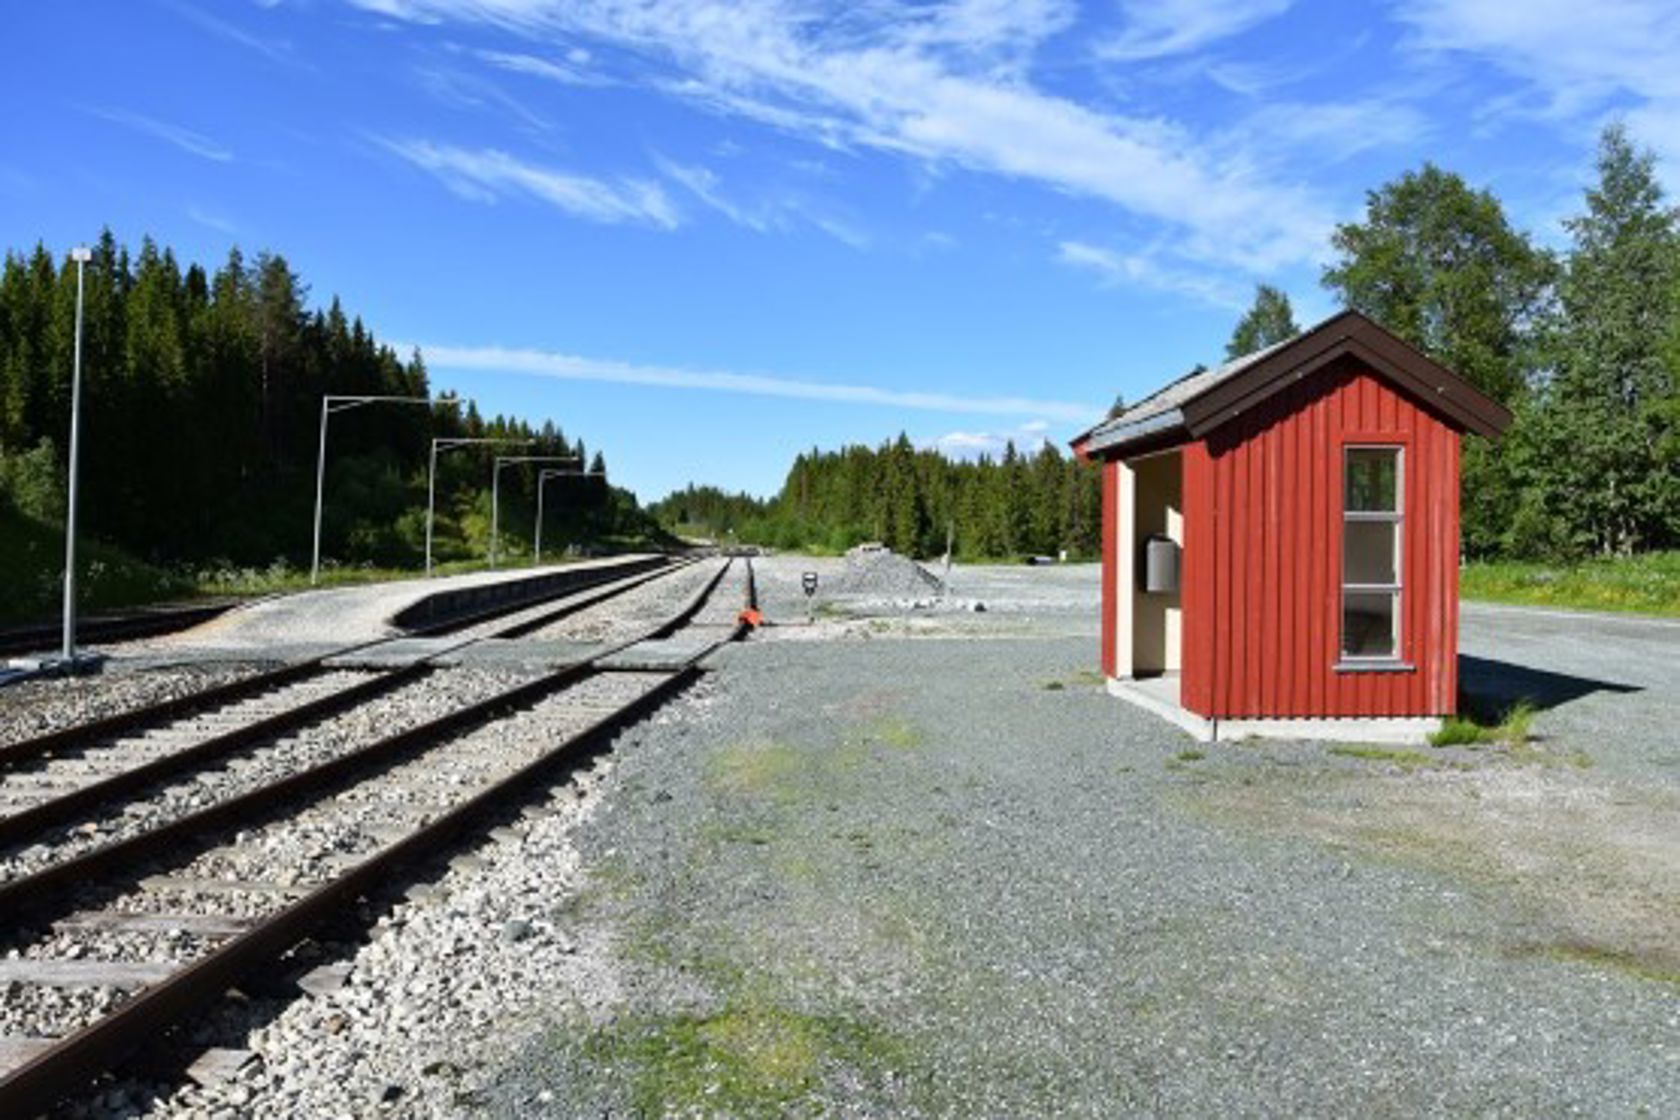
[1114,448,1182,682]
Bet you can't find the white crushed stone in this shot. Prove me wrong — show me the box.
[138,755,626,1118]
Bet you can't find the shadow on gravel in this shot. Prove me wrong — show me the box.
[1459,654,1640,716]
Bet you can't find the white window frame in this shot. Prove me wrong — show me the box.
[1340,444,1404,664]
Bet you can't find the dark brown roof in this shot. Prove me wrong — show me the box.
[1073,310,1512,459]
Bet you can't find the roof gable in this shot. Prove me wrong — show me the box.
[1074,310,1512,459]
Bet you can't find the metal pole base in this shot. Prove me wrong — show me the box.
[7,651,108,678]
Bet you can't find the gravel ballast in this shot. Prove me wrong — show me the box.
[0,664,272,749]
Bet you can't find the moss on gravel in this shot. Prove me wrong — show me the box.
[1516,942,1680,987]
[576,1000,909,1117]
[1328,745,1470,771]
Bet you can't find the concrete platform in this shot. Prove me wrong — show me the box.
[1106,674,1442,745]
[132,555,662,655]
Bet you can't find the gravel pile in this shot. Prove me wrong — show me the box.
[0,667,537,885]
[0,664,272,749]
[830,546,944,598]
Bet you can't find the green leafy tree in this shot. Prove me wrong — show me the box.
[1323,163,1556,555]
[1514,124,1680,555]
[1323,165,1553,404]
[1225,284,1299,359]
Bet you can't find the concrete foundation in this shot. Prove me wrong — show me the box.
[1106,675,1442,745]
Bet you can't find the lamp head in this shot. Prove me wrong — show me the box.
[69,247,92,263]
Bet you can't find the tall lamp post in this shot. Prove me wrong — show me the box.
[490,455,578,568]
[534,467,605,565]
[311,393,453,585]
[425,435,532,577]
[59,246,93,669]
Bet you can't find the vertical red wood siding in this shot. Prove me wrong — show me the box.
[1180,442,1215,714]
[1099,459,1118,679]
[1193,362,1459,719]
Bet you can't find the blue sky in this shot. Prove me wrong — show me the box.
[5,1,1678,502]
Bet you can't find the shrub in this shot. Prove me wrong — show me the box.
[0,438,65,522]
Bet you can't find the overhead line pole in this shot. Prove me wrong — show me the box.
[534,467,604,565]
[490,455,579,569]
[425,436,532,577]
[311,394,452,586]
[60,246,92,669]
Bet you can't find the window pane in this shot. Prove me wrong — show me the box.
[1344,520,1398,586]
[1342,591,1397,658]
[1345,448,1399,512]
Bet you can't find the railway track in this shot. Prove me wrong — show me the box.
[0,558,711,881]
[0,603,242,660]
[0,556,754,1113]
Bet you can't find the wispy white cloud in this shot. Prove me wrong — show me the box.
[1230,98,1432,162]
[925,426,1055,460]
[1055,240,1248,310]
[475,48,607,87]
[416,65,553,131]
[654,157,870,247]
[186,205,239,235]
[655,159,773,231]
[383,140,680,228]
[1100,0,1294,61]
[165,0,298,64]
[1393,0,1680,158]
[410,342,1099,422]
[85,106,234,162]
[346,0,1335,273]
[347,0,441,22]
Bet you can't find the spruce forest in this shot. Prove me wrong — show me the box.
[0,232,659,618]
[655,124,1680,563]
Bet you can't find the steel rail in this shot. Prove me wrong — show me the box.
[0,557,704,861]
[0,557,749,1113]
[0,602,241,659]
[0,665,426,851]
[0,559,734,930]
[0,555,683,770]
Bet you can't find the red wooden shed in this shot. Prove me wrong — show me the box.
[1071,310,1511,742]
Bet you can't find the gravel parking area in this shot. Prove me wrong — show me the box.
[477,558,1678,1116]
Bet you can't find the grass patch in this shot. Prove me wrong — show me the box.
[1508,743,1594,770]
[1428,700,1537,749]
[869,717,924,750]
[1462,551,1680,617]
[1516,942,1680,986]
[1042,669,1106,690]
[580,1001,906,1116]
[707,741,804,798]
[1429,717,1486,747]
[0,505,194,623]
[1174,749,1206,763]
[1328,745,1462,771]
[705,821,777,846]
